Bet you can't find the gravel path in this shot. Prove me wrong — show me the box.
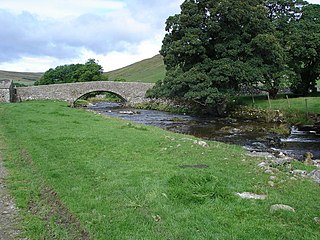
[0,152,26,239]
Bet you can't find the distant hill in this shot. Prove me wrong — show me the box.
[0,70,42,85]
[0,54,165,86]
[105,54,165,83]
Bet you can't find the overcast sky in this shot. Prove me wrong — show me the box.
[0,0,319,72]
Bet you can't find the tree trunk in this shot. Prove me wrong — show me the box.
[268,87,279,99]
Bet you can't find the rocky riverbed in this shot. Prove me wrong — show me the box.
[87,102,320,160]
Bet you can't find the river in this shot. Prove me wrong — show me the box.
[87,102,320,160]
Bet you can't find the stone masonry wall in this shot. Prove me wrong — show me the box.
[0,89,11,102]
[0,80,13,103]
[16,81,154,105]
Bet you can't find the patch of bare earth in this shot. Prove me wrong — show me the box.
[0,152,26,240]
[20,149,91,240]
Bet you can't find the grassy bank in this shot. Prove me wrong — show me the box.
[237,95,320,124]
[0,101,319,239]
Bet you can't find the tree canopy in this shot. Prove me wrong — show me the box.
[35,59,108,85]
[287,4,320,95]
[148,0,320,114]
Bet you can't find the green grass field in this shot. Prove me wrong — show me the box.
[237,95,320,124]
[240,95,320,114]
[0,101,319,239]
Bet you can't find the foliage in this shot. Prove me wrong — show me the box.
[34,59,108,85]
[0,101,320,239]
[149,0,278,113]
[149,0,320,113]
[134,101,192,114]
[13,82,28,87]
[286,3,320,95]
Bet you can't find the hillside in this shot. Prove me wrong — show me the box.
[0,70,42,85]
[0,54,165,85]
[105,54,165,83]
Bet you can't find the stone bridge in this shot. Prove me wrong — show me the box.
[15,81,155,105]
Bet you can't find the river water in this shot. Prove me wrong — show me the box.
[87,102,320,160]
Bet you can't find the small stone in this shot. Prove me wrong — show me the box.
[152,215,161,222]
[268,181,275,187]
[308,170,320,184]
[269,176,277,181]
[236,192,267,200]
[258,162,268,168]
[265,169,273,174]
[273,157,292,166]
[313,160,320,168]
[270,204,295,212]
[193,140,209,147]
[291,170,307,176]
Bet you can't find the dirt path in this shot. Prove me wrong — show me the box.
[0,152,26,239]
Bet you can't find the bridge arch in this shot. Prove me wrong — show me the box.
[74,90,127,103]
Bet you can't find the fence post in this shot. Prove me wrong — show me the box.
[251,94,255,106]
[305,98,309,118]
[286,95,290,108]
[267,93,271,109]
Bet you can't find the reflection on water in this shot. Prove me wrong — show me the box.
[87,102,320,160]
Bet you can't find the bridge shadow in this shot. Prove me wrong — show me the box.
[73,91,126,107]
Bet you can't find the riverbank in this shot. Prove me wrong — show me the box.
[0,101,319,239]
[236,96,320,125]
[133,96,320,125]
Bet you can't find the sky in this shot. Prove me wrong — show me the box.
[0,0,319,73]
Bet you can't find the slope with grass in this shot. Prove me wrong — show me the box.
[0,54,165,86]
[0,70,42,86]
[105,54,165,83]
[0,101,319,239]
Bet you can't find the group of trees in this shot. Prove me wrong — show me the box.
[148,0,320,114]
[35,59,107,85]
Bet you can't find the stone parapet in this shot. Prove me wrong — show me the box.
[0,80,13,102]
[16,81,154,105]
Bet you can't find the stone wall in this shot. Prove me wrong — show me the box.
[0,80,13,103]
[16,81,154,105]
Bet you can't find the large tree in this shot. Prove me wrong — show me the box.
[148,0,319,114]
[148,0,285,114]
[149,0,276,113]
[287,3,320,95]
[35,59,107,85]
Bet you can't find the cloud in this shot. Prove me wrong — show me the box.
[0,8,154,60]
[0,0,126,18]
[0,0,184,72]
